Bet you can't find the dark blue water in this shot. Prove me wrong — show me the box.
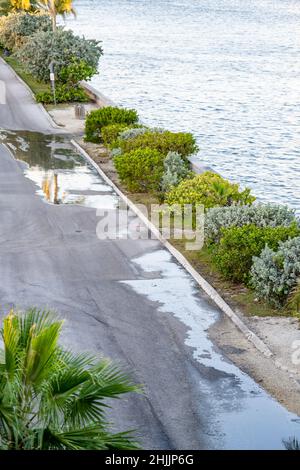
[68,0,300,213]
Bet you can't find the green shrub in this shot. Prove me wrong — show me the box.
[212,223,299,283]
[58,58,97,85]
[118,126,149,141]
[85,107,139,143]
[250,236,300,307]
[36,85,89,104]
[0,12,51,52]
[114,147,165,192]
[15,28,102,83]
[205,203,298,244]
[101,124,145,147]
[101,124,130,146]
[166,171,255,209]
[161,151,191,193]
[118,130,198,158]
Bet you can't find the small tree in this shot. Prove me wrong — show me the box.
[0,309,140,450]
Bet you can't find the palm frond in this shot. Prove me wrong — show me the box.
[1,311,20,377]
[0,309,140,450]
[283,437,300,450]
[24,319,63,386]
[41,424,139,450]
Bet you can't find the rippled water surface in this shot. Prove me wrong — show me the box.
[67,0,300,212]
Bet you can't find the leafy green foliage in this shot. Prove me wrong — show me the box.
[161,151,191,193]
[205,203,298,244]
[36,58,95,103]
[36,85,89,104]
[59,58,97,85]
[101,124,145,147]
[14,27,102,83]
[166,171,255,209]
[101,124,130,146]
[85,106,139,143]
[114,147,165,192]
[118,130,198,158]
[0,12,51,52]
[211,223,299,283]
[251,236,300,307]
[0,309,140,450]
[118,126,149,141]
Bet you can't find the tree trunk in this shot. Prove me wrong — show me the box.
[51,13,57,32]
[49,0,57,32]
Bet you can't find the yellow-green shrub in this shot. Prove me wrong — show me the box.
[118,130,198,158]
[114,147,165,192]
[166,171,255,209]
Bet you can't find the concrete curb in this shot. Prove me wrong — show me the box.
[0,57,63,131]
[81,81,116,107]
[71,139,274,359]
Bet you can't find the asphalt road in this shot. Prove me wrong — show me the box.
[0,58,60,132]
[0,59,299,450]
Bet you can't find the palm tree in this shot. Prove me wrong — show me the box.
[4,0,75,32]
[37,0,76,32]
[0,309,140,450]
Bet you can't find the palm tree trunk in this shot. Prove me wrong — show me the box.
[49,0,57,32]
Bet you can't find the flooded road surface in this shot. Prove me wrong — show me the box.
[1,131,119,210]
[0,130,300,449]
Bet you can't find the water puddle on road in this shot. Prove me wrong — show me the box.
[0,130,119,210]
[123,249,300,449]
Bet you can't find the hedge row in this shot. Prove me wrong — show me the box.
[85,108,300,313]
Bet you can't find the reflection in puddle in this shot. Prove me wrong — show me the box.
[1,130,119,210]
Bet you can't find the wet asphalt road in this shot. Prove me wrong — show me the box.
[0,58,60,132]
[0,59,300,450]
[0,140,219,449]
[0,57,217,449]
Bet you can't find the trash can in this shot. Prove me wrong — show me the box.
[74,104,86,120]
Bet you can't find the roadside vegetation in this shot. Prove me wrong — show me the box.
[0,309,140,450]
[84,106,300,318]
[0,8,102,103]
[1,2,298,317]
